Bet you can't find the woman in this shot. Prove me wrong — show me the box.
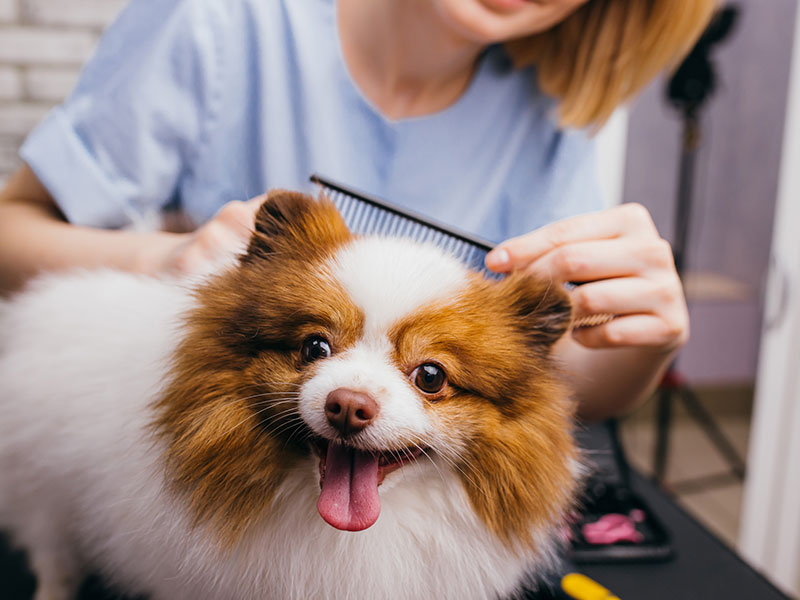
[0,0,715,420]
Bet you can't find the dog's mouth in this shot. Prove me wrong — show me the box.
[310,438,427,532]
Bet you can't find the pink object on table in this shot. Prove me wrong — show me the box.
[582,513,645,545]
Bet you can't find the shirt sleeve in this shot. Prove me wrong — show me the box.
[20,0,221,228]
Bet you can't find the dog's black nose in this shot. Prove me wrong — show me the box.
[325,388,378,436]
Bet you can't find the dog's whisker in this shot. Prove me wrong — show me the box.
[236,399,300,413]
[213,404,288,442]
[218,391,301,408]
[423,442,488,500]
[260,406,304,421]
[451,459,492,502]
[407,435,449,488]
[259,415,307,440]
[281,423,312,449]
[264,414,305,434]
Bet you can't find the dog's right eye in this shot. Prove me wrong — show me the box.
[301,335,331,363]
[412,363,447,396]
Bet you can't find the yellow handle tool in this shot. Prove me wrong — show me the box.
[561,573,621,600]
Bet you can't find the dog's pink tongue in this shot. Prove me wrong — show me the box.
[317,442,380,531]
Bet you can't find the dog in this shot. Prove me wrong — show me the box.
[0,191,578,600]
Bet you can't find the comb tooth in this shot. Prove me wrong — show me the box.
[463,248,476,269]
[464,245,480,270]
[340,194,353,218]
[344,198,358,227]
[418,227,432,245]
[406,221,419,242]
[352,199,368,234]
[330,190,343,213]
[439,234,452,255]
[416,223,429,242]
[375,208,389,235]
[344,204,358,232]
[389,216,403,237]
[457,242,471,263]
[376,209,389,236]
[363,205,377,235]
[362,202,377,235]
[375,210,390,235]
[333,190,345,209]
[362,204,378,235]
[383,215,394,237]
[453,239,463,253]
[467,248,483,271]
[444,235,459,257]
[336,192,354,225]
[459,242,474,264]
[359,203,375,235]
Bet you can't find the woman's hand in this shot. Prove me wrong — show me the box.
[485,203,689,354]
[137,196,265,277]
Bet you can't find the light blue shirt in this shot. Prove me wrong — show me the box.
[21,0,602,243]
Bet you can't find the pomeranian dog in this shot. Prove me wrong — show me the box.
[0,191,578,600]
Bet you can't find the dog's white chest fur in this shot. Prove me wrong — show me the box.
[0,272,544,600]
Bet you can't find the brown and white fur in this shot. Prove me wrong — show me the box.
[0,191,578,600]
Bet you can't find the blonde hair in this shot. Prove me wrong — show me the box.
[505,0,718,129]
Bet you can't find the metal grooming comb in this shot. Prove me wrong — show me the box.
[310,174,613,328]
[310,175,496,275]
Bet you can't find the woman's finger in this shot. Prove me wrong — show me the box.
[524,237,676,283]
[214,197,264,237]
[486,203,658,273]
[572,313,689,350]
[569,277,685,319]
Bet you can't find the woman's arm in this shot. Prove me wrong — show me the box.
[553,338,676,422]
[0,166,261,295]
[486,202,689,421]
[0,166,178,293]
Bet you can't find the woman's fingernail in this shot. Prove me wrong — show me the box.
[487,248,509,267]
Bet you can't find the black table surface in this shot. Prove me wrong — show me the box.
[571,469,789,600]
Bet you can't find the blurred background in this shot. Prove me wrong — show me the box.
[0,0,799,597]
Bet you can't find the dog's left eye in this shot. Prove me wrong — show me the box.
[412,363,447,395]
[301,335,331,363]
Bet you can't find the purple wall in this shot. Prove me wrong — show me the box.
[622,1,797,384]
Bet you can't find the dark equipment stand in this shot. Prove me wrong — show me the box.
[652,5,748,491]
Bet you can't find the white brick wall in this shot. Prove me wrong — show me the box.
[0,102,51,136]
[0,65,23,99]
[0,135,22,173]
[0,27,98,64]
[25,66,80,101]
[0,0,19,23]
[0,0,128,182]
[24,0,128,28]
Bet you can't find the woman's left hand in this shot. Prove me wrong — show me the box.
[485,203,689,353]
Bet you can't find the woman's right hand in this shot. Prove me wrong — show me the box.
[0,167,268,293]
[137,196,265,278]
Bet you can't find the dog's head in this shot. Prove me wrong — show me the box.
[156,191,577,549]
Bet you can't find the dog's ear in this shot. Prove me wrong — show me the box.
[243,191,351,263]
[494,273,572,349]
